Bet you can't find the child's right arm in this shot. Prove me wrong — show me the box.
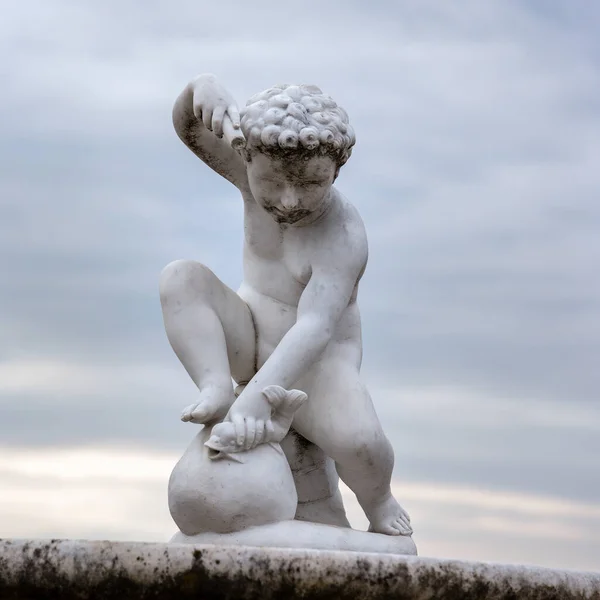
[172,74,248,190]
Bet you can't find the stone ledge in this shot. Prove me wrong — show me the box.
[1,538,599,599]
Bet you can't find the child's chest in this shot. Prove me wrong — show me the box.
[244,205,313,286]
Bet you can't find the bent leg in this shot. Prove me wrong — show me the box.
[159,259,256,423]
[281,430,350,528]
[292,352,412,536]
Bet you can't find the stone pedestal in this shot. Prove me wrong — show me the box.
[1,539,599,599]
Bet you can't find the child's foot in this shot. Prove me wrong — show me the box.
[365,492,412,536]
[181,385,233,424]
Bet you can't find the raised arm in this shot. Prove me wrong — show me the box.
[172,74,248,190]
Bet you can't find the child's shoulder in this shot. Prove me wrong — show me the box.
[333,190,367,240]
[314,190,368,268]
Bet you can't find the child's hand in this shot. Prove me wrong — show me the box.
[227,389,273,450]
[226,385,307,451]
[191,74,241,138]
[230,415,276,451]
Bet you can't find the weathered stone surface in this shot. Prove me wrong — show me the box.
[1,538,599,599]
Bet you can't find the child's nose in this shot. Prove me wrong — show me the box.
[281,188,299,210]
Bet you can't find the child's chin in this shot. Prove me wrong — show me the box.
[275,211,311,224]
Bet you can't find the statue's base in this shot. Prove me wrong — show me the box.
[170,520,417,555]
[1,539,599,599]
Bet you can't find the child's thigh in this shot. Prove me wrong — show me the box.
[293,357,384,451]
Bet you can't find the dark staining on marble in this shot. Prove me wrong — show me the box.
[0,539,599,600]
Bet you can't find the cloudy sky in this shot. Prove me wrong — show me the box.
[1,0,599,572]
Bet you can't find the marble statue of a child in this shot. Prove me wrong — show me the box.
[160,74,412,537]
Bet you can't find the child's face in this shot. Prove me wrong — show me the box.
[246,153,337,225]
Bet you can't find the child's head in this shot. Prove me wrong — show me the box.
[240,84,355,224]
[240,83,355,170]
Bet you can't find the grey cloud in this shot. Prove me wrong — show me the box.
[1,0,599,569]
[2,0,598,408]
[3,387,598,505]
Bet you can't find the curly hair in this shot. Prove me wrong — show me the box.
[239,84,355,169]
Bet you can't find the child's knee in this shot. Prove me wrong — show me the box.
[321,426,392,469]
[159,260,218,308]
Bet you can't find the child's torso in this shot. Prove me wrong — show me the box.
[238,196,361,369]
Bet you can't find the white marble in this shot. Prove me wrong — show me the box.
[170,522,417,555]
[1,539,599,599]
[162,74,412,550]
[168,386,305,535]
